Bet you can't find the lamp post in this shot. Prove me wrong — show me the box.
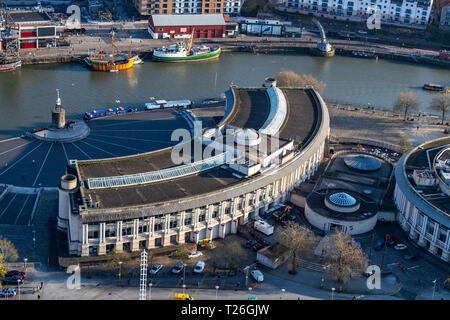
[281,288,285,300]
[118,261,122,280]
[24,258,28,275]
[183,284,186,295]
[215,285,219,300]
[149,282,153,300]
[17,279,21,300]
[432,280,437,300]
[248,287,252,299]
[331,287,335,301]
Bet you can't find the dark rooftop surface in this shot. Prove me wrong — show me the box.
[226,89,270,130]
[279,88,318,146]
[314,153,393,205]
[87,167,243,208]
[8,11,51,23]
[307,189,378,221]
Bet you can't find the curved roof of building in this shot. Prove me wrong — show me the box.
[395,137,450,227]
[72,86,329,222]
[344,154,382,172]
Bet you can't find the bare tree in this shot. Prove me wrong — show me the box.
[276,70,326,94]
[0,238,18,262]
[393,91,419,121]
[429,93,450,125]
[210,241,248,275]
[275,221,319,274]
[325,231,369,283]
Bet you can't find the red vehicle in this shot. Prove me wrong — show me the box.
[6,270,26,279]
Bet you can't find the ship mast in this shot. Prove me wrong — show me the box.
[186,28,195,56]
[129,37,132,58]
[111,30,115,65]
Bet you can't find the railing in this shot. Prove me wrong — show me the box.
[86,152,231,189]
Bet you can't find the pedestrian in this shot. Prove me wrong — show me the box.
[32,159,35,166]
[127,279,130,285]
[418,279,421,286]
[37,294,40,300]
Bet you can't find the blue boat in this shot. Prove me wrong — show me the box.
[84,106,132,120]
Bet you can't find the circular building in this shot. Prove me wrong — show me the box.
[58,81,330,257]
[394,137,450,263]
[303,151,393,235]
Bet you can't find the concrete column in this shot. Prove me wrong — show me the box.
[432,222,439,243]
[446,229,450,251]
[418,235,426,247]
[218,224,226,239]
[81,224,89,256]
[441,251,449,262]
[98,222,106,256]
[131,219,139,252]
[429,243,438,255]
[231,220,237,234]
[193,231,200,244]
[115,221,123,252]
[149,217,155,238]
[409,227,417,240]
[206,227,212,239]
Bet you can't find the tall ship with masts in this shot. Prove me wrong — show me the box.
[152,29,221,63]
[84,31,142,72]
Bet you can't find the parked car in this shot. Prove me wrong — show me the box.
[193,261,205,274]
[394,243,408,251]
[6,270,26,279]
[149,264,164,276]
[171,261,186,275]
[244,240,258,248]
[188,251,203,259]
[0,288,16,297]
[403,253,416,261]
[2,276,23,285]
[250,269,264,282]
[386,239,400,247]
[374,241,385,251]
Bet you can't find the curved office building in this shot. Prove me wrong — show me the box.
[394,137,450,263]
[58,80,330,257]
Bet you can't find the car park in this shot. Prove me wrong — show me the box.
[188,251,203,259]
[149,264,164,276]
[171,261,186,275]
[193,261,205,274]
[250,269,264,282]
[394,243,408,251]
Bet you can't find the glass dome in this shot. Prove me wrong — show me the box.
[328,192,357,207]
[344,154,382,171]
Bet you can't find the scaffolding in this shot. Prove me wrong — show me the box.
[139,250,147,301]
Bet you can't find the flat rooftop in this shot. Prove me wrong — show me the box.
[7,11,51,24]
[85,166,243,209]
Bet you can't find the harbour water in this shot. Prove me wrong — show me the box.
[0,52,449,139]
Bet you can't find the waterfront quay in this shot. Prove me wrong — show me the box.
[18,30,450,68]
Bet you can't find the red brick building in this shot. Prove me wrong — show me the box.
[148,14,226,39]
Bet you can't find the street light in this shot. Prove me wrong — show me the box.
[149,282,153,300]
[118,261,122,280]
[24,258,28,274]
[432,280,437,300]
[17,279,21,300]
[215,285,219,300]
[248,287,252,299]
[331,287,335,301]
[183,284,186,295]
[281,288,286,300]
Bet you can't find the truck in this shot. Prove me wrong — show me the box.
[175,293,194,300]
[253,219,274,236]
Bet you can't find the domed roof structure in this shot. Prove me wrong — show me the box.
[328,192,357,207]
[344,154,382,172]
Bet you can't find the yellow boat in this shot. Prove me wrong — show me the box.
[85,31,141,72]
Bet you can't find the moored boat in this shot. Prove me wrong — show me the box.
[0,59,21,72]
[152,29,221,63]
[423,83,449,92]
[85,31,141,72]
